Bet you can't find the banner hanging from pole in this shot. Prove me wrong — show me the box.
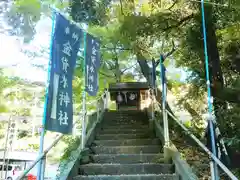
[45,13,82,134]
[151,58,156,90]
[85,33,100,96]
[205,120,231,167]
[160,55,166,100]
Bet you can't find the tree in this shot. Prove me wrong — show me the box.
[70,0,111,25]
[10,0,240,171]
[0,69,20,113]
[89,24,137,82]
[1,0,69,43]
[88,0,240,151]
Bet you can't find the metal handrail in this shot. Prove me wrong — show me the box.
[16,133,65,180]
[16,91,108,180]
[163,107,238,180]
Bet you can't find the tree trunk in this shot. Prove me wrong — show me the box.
[115,58,121,82]
[214,86,240,103]
[136,53,175,115]
[113,47,122,83]
[200,4,227,125]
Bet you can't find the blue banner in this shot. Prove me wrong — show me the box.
[160,55,167,103]
[151,58,156,88]
[85,33,100,96]
[45,13,82,134]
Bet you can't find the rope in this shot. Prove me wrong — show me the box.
[189,0,240,10]
[165,109,238,180]
[153,95,236,179]
[153,95,237,179]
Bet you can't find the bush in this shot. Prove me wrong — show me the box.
[60,136,81,161]
[18,130,29,138]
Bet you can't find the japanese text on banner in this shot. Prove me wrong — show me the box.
[45,13,82,134]
[85,34,100,96]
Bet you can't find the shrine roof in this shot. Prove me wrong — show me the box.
[109,82,149,91]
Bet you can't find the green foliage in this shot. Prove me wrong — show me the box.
[1,0,240,176]
[171,1,240,151]
[3,0,69,42]
[0,70,20,113]
[0,104,8,113]
[0,70,18,93]
[15,0,41,13]
[0,122,7,139]
[17,130,29,139]
[28,143,39,150]
[88,24,136,82]
[18,108,31,116]
[3,0,41,43]
[183,121,191,128]
[70,0,111,25]
[60,136,81,161]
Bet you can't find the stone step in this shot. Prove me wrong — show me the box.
[103,115,146,119]
[103,115,147,121]
[74,174,179,180]
[101,124,149,130]
[100,128,149,134]
[105,110,145,114]
[102,122,147,126]
[103,116,146,120]
[79,163,173,175]
[104,119,147,122]
[93,138,160,146]
[91,154,164,164]
[104,115,146,118]
[104,118,147,121]
[104,113,145,116]
[96,133,153,140]
[92,145,161,154]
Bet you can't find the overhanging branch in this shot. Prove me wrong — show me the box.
[155,40,176,66]
[99,71,115,78]
[136,52,176,116]
[102,47,132,51]
[119,0,124,16]
[167,0,178,11]
[121,62,138,74]
[163,13,194,31]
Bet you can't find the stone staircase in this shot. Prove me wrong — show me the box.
[74,110,179,180]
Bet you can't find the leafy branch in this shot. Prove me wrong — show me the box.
[167,0,178,11]
[99,71,115,78]
[121,62,137,74]
[162,13,194,32]
[155,40,176,66]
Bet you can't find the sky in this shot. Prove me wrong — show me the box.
[0,14,51,83]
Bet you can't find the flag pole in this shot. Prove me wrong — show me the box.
[37,11,56,180]
[201,1,219,179]
[160,55,169,148]
[81,31,87,149]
